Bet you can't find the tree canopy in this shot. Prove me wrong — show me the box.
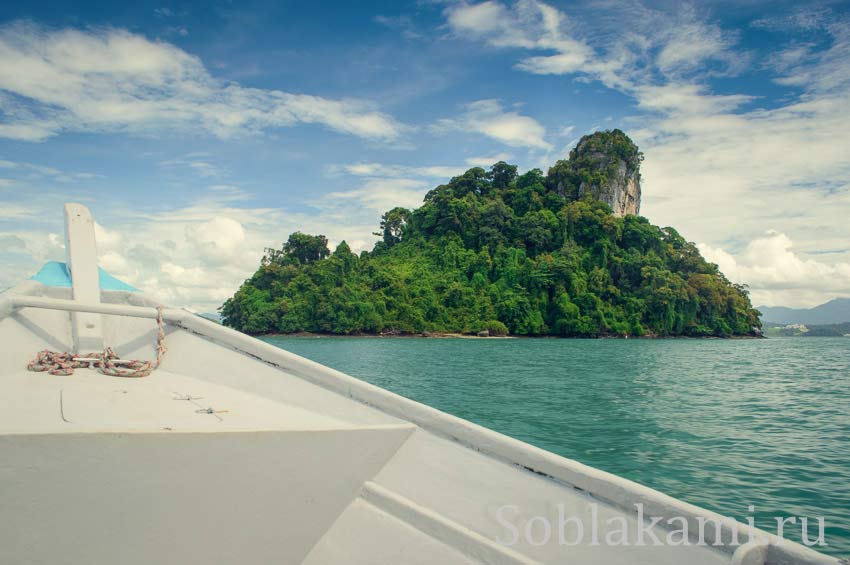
[221,130,760,337]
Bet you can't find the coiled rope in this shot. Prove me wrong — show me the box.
[27,305,168,378]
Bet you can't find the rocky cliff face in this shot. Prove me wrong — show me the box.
[573,131,642,216]
[580,157,641,216]
[548,129,642,217]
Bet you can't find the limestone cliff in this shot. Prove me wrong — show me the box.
[547,129,642,216]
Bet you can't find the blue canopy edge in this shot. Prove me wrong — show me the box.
[30,261,138,292]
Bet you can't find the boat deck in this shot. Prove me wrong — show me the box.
[0,368,363,434]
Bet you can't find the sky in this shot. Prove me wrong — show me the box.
[0,0,849,312]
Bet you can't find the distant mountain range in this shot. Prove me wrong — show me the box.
[758,298,850,325]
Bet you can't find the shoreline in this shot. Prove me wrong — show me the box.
[257,331,765,340]
[260,331,516,339]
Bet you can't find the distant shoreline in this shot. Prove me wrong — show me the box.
[261,331,515,339]
[258,331,765,340]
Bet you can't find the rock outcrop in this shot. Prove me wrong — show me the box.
[548,129,642,216]
[574,130,642,216]
[584,158,641,216]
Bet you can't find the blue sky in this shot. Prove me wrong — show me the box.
[1,0,849,311]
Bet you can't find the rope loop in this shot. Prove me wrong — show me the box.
[27,304,168,378]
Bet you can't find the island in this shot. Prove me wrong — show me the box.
[221,130,761,338]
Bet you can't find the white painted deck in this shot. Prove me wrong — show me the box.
[0,205,836,564]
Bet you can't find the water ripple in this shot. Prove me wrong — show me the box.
[263,335,850,556]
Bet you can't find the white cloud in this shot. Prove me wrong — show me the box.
[699,232,850,308]
[443,1,748,106]
[206,184,252,201]
[321,162,446,217]
[93,222,124,250]
[465,152,513,167]
[340,162,465,179]
[633,83,753,116]
[0,234,27,252]
[433,99,551,149]
[653,15,745,77]
[158,154,224,178]
[770,22,850,94]
[636,92,850,261]
[751,6,830,33]
[446,0,593,73]
[0,23,404,142]
[335,157,520,182]
[445,0,616,87]
[324,154,530,219]
[185,217,246,266]
[0,157,102,182]
[556,126,574,138]
[0,203,38,219]
[99,249,131,275]
[372,15,422,40]
[323,178,430,214]
[445,2,507,36]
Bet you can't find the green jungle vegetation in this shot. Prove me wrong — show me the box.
[221,130,761,337]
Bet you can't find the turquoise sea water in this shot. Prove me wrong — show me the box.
[261,336,850,556]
